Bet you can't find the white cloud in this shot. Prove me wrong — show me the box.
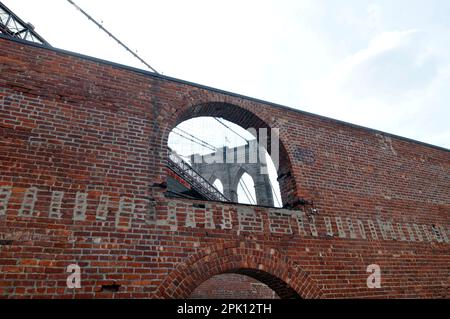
[326,29,421,87]
[301,28,450,148]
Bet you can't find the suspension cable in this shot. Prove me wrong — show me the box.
[65,0,280,208]
[214,118,250,144]
[268,179,282,207]
[239,178,257,205]
[66,0,159,73]
[171,131,216,152]
[238,180,254,204]
[174,127,217,151]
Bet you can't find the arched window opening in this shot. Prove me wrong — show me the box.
[167,116,282,207]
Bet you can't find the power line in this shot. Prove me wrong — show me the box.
[66,0,159,73]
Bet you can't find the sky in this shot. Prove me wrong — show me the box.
[4,0,450,150]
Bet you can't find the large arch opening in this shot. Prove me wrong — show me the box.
[156,242,323,299]
[167,116,282,207]
[164,102,297,208]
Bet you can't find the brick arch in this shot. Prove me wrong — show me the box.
[162,92,298,207]
[155,242,323,299]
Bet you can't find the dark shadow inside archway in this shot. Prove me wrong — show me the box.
[231,269,301,299]
[189,269,301,299]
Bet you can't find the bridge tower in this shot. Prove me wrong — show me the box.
[190,140,274,207]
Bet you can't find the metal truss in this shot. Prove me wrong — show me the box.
[0,1,50,46]
[168,149,230,202]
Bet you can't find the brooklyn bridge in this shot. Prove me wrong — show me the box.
[0,2,449,299]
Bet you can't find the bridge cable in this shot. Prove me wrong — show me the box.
[238,179,254,205]
[173,127,217,151]
[268,179,282,207]
[171,131,216,152]
[66,0,159,73]
[214,118,250,145]
[173,122,260,206]
[173,126,225,199]
[239,178,257,205]
[65,0,275,207]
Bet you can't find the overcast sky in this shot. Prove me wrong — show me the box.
[5,0,450,150]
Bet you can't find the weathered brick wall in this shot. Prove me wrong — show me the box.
[0,37,449,299]
[190,274,278,299]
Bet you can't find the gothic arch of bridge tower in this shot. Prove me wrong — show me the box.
[190,142,275,207]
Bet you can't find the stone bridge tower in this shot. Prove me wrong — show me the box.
[190,140,275,207]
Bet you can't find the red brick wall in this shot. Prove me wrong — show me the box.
[190,274,279,299]
[0,37,449,299]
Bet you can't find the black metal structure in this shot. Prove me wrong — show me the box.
[167,148,229,202]
[0,1,50,46]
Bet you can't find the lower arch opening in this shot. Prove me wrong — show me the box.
[188,269,301,299]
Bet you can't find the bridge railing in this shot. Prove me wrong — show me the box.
[167,149,229,202]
